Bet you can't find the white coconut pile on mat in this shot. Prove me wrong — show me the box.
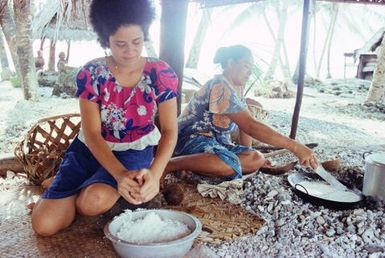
[115,210,191,244]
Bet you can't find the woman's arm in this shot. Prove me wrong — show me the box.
[238,130,252,147]
[150,98,178,177]
[238,98,264,147]
[227,110,318,168]
[79,99,142,204]
[136,98,178,201]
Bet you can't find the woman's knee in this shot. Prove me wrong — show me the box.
[76,184,118,216]
[32,215,64,236]
[31,200,75,236]
[241,151,265,172]
[218,167,238,177]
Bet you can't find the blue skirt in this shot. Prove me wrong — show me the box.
[174,135,253,179]
[43,137,153,199]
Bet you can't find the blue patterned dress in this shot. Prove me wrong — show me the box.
[175,75,253,179]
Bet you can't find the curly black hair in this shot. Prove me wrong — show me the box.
[90,0,155,48]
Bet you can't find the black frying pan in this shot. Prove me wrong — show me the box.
[287,171,364,210]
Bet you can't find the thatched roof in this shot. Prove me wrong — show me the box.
[192,0,262,8]
[32,0,95,41]
[193,0,385,8]
[33,0,384,41]
[370,28,385,52]
[353,27,385,59]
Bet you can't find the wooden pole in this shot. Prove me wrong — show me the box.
[0,153,24,176]
[159,0,189,115]
[290,0,311,139]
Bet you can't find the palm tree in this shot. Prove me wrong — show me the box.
[325,4,339,78]
[366,35,385,103]
[48,39,56,71]
[220,0,296,81]
[315,2,339,78]
[0,0,21,78]
[0,29,9,71]
[185,8,212,69]
[13,0,38,100]
[263,0,289,80]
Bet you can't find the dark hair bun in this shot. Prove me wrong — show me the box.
[213,47,228,65]
[213,45,252,69]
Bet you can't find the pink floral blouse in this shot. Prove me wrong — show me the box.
[75,57,178,150]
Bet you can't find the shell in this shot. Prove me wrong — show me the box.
[162,183,184,205]
[321,159,341,172]
[259,161,297,175]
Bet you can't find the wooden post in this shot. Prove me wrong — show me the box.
[290,0,311,139]
[159,0,189,115]
[0,153,24,176]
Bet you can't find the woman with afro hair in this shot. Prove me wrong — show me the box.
[31,0,178,236]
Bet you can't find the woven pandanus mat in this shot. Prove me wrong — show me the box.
[0,215,118,258]
[165,183,265,244]
[0,187,118,258]
[14,113,81,185]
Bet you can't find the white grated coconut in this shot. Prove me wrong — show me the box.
[115,210,191,244]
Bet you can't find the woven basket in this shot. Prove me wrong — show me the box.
[14,113,81,185]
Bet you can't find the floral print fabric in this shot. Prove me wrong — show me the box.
[176,74,247,153]
[76,57,178,145]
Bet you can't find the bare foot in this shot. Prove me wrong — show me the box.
[176,170,193,181]
[27,202,36,214]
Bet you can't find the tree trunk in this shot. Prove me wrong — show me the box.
[185,8,212,69]
[326,4,339,79]
[0,2,21,77]
[280,38,291,79]
[366,35,385,103]
[48,39,56,71]
[14,0,38,100]
[316,4,338,78]
[66,40,71,63]
[264,1,288,80]
[263,10,290,80]
[39,37,46,51]
[0,29,9,70]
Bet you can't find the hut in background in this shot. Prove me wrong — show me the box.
[354,27,385,80]
[32,0,94,71]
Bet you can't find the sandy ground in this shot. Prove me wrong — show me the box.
[1,79,384,154]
